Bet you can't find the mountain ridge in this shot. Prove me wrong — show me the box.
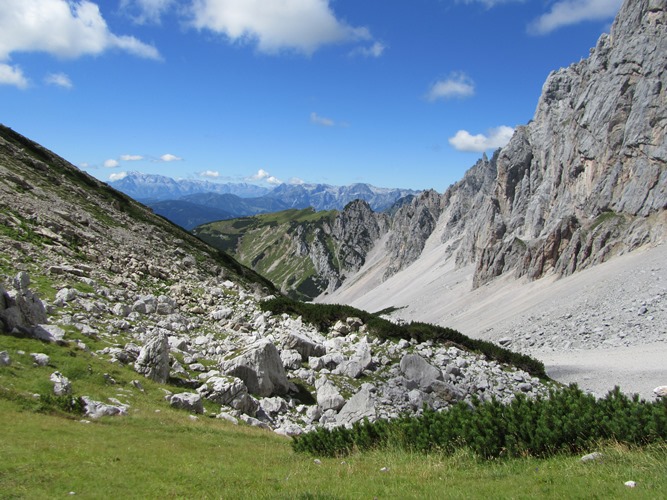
[109,172,420,229]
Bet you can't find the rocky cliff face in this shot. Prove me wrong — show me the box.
[350,0,666,291]
[469,0,666,286]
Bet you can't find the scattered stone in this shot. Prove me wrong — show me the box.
[653,386,667,398]
[50,371,72,396]
[0,351,10,366]
[81,396,128,419]
[30,353,50,366]
[580,452,603,463]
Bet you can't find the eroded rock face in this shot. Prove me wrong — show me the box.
[470,0,667,286]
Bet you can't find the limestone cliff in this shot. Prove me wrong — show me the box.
[371,0,666,290]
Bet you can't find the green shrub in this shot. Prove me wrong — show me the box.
[292,385,667,459]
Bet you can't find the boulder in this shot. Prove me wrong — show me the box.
[222,340,289,397]
[336,385,376,427]
[274,423,304,437]
[280,349,302,370]
[399,353,443,391]
[316,380,346,412]
[134,330,170,383]
[283,332,326,359]
[170,392,204,414]
[31,324,65,343]
[198,376,258,416]
[0,274,47,333]
[259,396,288,418]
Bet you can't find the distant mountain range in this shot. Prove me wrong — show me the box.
[108,172,270,202]
[108,172,420,229]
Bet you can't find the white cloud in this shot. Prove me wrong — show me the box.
[310,112,335,127]
[0,0,161,61]
[159,153,182,162]
[288,177,305,185]
[199,170,220,178]
[250,168,282,185]
[109,171,128,181]
[528,0,622,35]
[120,0,175,24]
[351,41,386,58]
[120,154,144,161]
[189,0,372,55]
[0,63,29,88]
[448,126,515,152]
[104,159,120,168]
[425,72,475,101]
[44,72,73,89]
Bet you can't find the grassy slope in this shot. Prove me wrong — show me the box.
[2,399,666,498]
[2,335,666,498]
[195,208,338,300]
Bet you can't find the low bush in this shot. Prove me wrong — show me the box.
[292,385,667,459]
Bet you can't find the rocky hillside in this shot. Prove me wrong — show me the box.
[0,124,550,434]
[194,202,388,300]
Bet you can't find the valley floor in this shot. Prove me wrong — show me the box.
[324,243,667,400]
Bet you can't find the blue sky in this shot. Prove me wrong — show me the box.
[1,0,623,191]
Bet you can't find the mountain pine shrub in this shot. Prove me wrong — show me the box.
[292,385,667,459]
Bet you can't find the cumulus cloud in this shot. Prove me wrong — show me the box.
[0,0,161,62]
[249,168,282,185]
[104,159,120,168]
[288,177,305,185]
[120,154,144,161]
[199,170,220,178]
[159,153,182,162]
[189,0,372,55]
[448,126,515,152]
[425,72,475,101]
[120,0,175,24]
[0,63,29,88]
[351,41,386,58]
[44,72,73,89]
[528,0,622,35]
[310,112,335,127]
[109,171,128,181]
